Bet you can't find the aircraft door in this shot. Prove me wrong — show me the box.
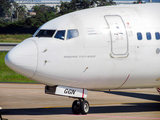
[105,15,129,58]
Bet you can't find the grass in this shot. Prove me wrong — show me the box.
[0,52,37,83]
[0,34,32,43]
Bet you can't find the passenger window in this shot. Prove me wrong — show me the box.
[54,30,65,40]
[155,32,160,40]
[67,29,79,40]
[137,32,142,40]
[35,30,56,37]
[146,32,151,40]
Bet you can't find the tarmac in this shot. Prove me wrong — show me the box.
[0,83,160,120]
[0,43,18,51]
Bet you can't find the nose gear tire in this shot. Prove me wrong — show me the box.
[72,100,89,115]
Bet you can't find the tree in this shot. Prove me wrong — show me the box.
[12,1,28,21]
[0,0,113,28]
[17,5,28,20]
[59,0,91,15]
[59,0,114,15]
[90,0,115,7]
[80,0,90,9]
[33,5,57,15]
[0,0,11,17]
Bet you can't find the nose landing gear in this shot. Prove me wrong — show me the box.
[45,85,89,114]
[72,99,89,114]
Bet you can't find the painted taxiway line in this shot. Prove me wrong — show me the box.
[77,114,160,119]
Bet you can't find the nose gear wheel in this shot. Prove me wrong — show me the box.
[72,99,89,114]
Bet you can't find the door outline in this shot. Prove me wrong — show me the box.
[104,15,129,58]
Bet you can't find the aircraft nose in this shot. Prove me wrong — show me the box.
[5,40,38,78]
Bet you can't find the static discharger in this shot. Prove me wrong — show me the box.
[83,67,88,72]
[44,60,47,65]
[43,49,48,52]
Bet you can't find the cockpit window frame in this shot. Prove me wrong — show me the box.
[54,30,66,40]
[66,29,79,40]
[34,29,56,38]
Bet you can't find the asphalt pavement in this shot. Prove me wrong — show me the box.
[0,83,160,120]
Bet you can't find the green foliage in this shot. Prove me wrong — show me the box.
[6,20,25,28]
[24,11,56,28]
[25,17,37,27]
[0,0,11,17]
[0,0,113,28]
[59,0,91,15]
[0,52,37,83]
[33,5,56,15]
[17,5,28,20]
[0,11,57,28]
[0,34,32,43]
[0,20,7,27]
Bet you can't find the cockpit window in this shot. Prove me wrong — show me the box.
[67,29,79,40]
[35,30,56,37]
[54,30,65,40]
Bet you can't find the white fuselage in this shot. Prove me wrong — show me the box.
[5,3,160,90]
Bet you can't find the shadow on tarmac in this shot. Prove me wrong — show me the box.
[104,91,160,101]
[1,103,160,115]
[2,91,160,115]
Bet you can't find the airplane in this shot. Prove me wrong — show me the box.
[5,3,160,115]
